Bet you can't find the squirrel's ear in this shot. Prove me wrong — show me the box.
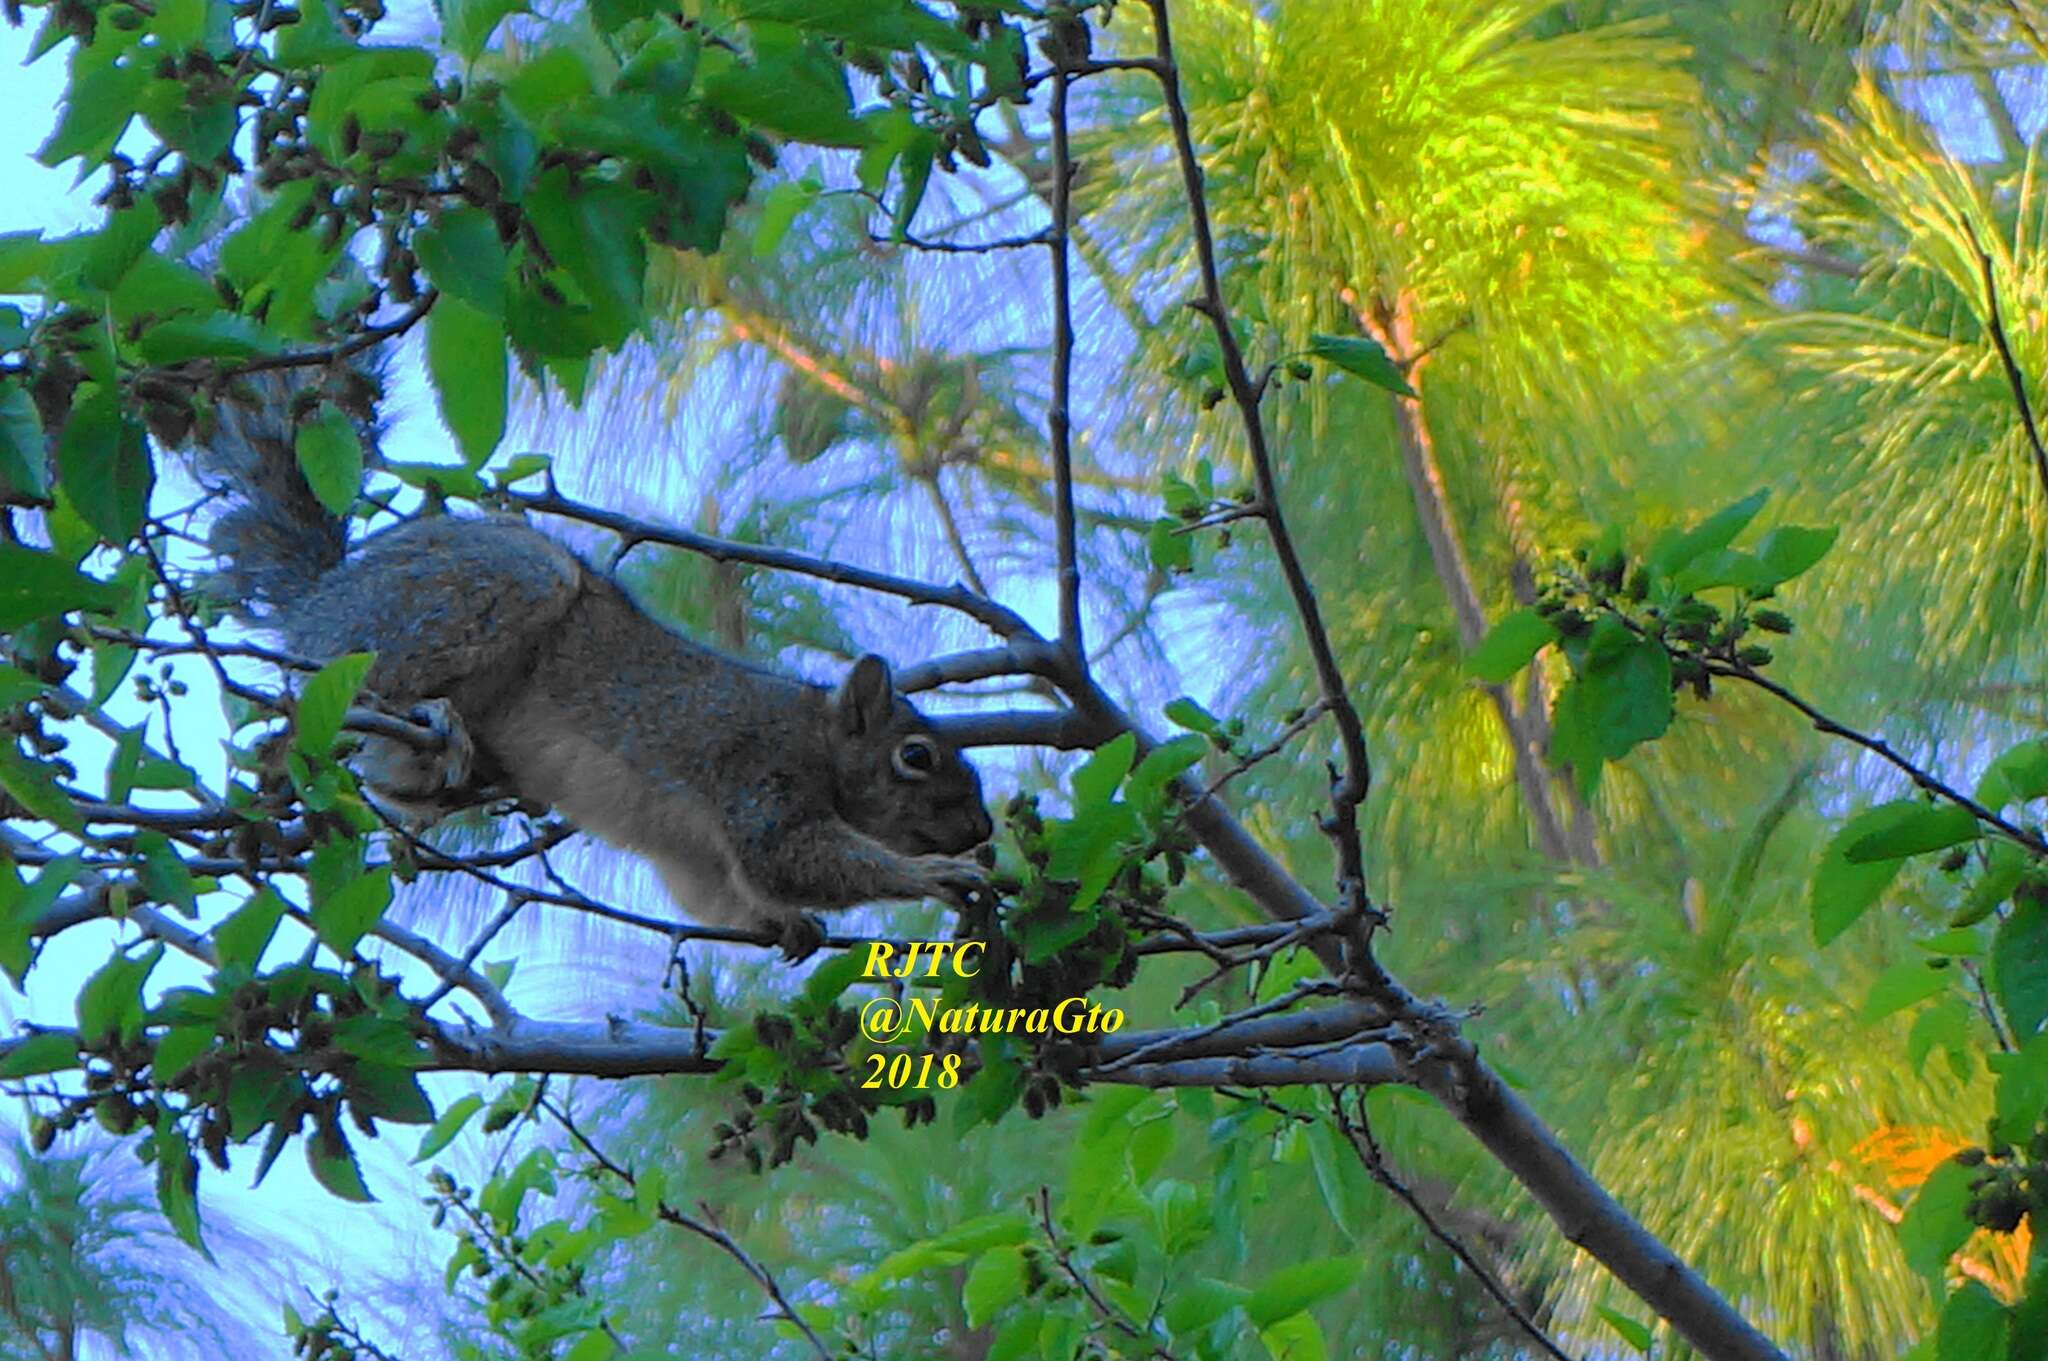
[836,654,896,736]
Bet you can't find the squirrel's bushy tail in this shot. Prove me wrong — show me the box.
[189,370,358,613]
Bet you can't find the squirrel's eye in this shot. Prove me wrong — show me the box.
[893,737,939,779]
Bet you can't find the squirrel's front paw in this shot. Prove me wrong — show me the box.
[776,912,828,963]
[912,856,988,909]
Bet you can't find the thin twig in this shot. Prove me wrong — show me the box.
[1335,1091,1577,1361]
[1141,0,1375,947]
[1048,54,1085,660]
[542,1097,834,1360]
[1964,218,2048,501]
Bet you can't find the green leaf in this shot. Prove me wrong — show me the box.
[136,314,285,365]
[307,1123,377,1202]
[0,1032,81,1078]
[1809,801,1920,946]
[0,543,124,632]
[1595,1306,1654,1354]
[801,948,868,1010]
[963,1245,1028,1328]
[55,388,152,542]
[0,384,48,501]
[77,943,165,1045]
[443,0,527,61]
[1860,959,1951,1023]
[1164,697,1221,737]
[734,0,971,53]
[1668,547,1779,595]
[215,888,287,973]
[1163,1279,1248,1335]
[427,297,508,467]
[1990,1032,2048,1147]
[1304,1120,1370,1240]
[1956,841,2026,927]
[1245,1256,1355,1329]
[39,60,148,169]
[1646,489,1768,580]
[1307,333,1415,397]
[294,406,363,518]
[312,867,393,959]
[1071,732,1136,810]
[154,1118,209,1259]
[1754,524,1838,584]
[294,652,376,758]
[0,743,83,833]
[1992,897,2048,1041]
[135,831,197,916]
[752,178,818,257]
[562,1330,618,1361]
[1466,608,1556,682]
[1127,734,1205,818]
[1977,740,2048,811]
[414,1092,485,1162]
[1898,1159,1975,1285]
[1547,625,1672,797]
[416,207,508,317]
[343,1063,435,1124]
[1936,1283,2009,1361]
[152,1024,215,1084]
[1259,1312,1327,1361]
[1843,804,1980,863]
[699,43,869,147]
[0,233,54,293]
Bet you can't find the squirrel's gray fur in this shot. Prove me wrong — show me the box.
[192,373,992,954]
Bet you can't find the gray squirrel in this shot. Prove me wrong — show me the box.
[193,374,993,957]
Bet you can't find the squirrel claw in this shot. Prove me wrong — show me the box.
[777,912,828,963]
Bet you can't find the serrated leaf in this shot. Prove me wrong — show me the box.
[1755,523,1838,583]
[152,1023,215,1084]
[443,0,527,61]
[1466,608,1556,682]
[1860,959,1951,1022]
[294,406,363,518]
[77,943,165,1045]
[414,1093,485,1162]
[416,206,507,317]
[0,544,123,631]
[1991,1032,2048,1146]
[294,652,375,758]
[1809,801,1920,946]
[307,1123,376,1202]
[1899,1159,1975,1284]
[1646,489,1768,580]
[1956,841,2027,927]
[215,888,287,973]
[1163,1278,1248,1334]
[1843,804,1979,863]
[0,1031,80,1078]
[1071,732,1136,810]
[427,296,508,468]
[55,389,152,543]
[312,867,393,958]
[963,1244,1028,1328]
[1244,1256,1355,1329]
[0,383,48,500]
[1936,1283,2009,1361]
[1993,897,2048,1041]
[1307,333,1415,397]
[154,1118,209,1259]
